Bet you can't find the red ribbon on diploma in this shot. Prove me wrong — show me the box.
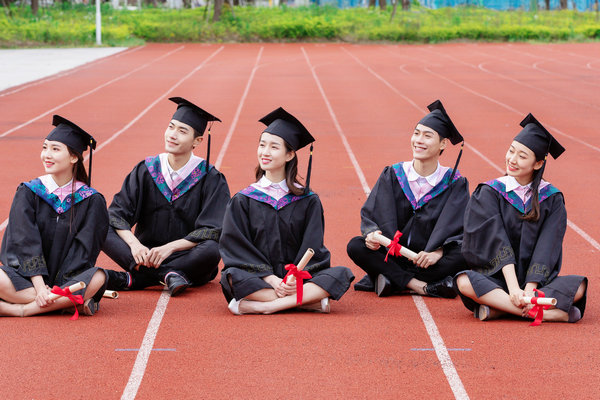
[384,231,403,262]
[527,289,551,327]
[283,264,313,305]
[51,285,84,320]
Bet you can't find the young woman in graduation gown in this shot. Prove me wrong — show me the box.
[0,116,108,317]
[103,97,230,296]
[220,107,354,315]
[455,114,587,323]
[347,100,469,298]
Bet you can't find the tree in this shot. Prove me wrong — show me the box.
[369,0,386,11]
[31,0,38,16]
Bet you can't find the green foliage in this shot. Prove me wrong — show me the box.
[1,4,599,47]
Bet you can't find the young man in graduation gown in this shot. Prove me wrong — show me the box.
[347,100,469,298]
[103,97,231,296]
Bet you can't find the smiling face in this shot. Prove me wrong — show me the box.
[257,132,295,179]
[40,140,77,177]
[164,119,202,156]
[411,123,447,162]
[505,140,545,185]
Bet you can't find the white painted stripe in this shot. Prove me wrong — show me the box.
[93,46,224,155]
[308,45,468,399]
[214,46,264,170]
[0,218,7,232]
[301,47,371,196]
[349,45,600,259]
[412,296,470,400]
[0,46,142,98]
[120,290,171,400]
[1,45,184,138]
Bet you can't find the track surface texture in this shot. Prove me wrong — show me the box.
[1,43,598,400]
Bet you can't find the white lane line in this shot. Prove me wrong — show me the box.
[346,45,600,265]
[0,46,143,98]
[117,45,225,400]
[214,46,264,170]
[121,290,171,400]
[305,45,468,400]
[413,296,469,400]
[0,45,185,138]
[301,47,370,196]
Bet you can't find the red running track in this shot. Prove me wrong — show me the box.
[0,43,598,399]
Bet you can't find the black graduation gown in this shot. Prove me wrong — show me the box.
[104,155,230,282]
[458,179,587,315]
[347,162,469,289]
[219,186,354,301]
[0,179,108,299]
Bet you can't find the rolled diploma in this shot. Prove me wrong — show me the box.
[523,297,557,306]
[372,232,418,261]
[286,248,315,285]
[103,290,119,299]
[48,281,86,301]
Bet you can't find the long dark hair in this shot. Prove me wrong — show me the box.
[255,139,304,196]
[67,147,88,231]
[521,157,545,223]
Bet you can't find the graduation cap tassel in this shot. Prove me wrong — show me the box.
[449,141,464,184]
[87,139,93,187]
[304,143,313,195]
[205,123,212,174]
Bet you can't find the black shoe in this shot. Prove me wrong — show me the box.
[374,274,393,297]
[354,274,375,292]
[106,269,130,291]
[166,273,189,297]
[424,276,457,299]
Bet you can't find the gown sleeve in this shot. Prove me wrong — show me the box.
[219,195,274,276]
[184,168,231,243]
[425,176,470,251]
[0,185,48,277]
[107,162,145,231]
[524,193,567,285]
[360,167,399,238]
[462,184,517,276]
[57,194,109,281]
[295,195,331,275]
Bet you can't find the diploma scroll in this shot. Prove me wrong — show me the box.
[286,248,315,285]
[103,290,119,299]
[48,281,86,301]
[372,232,418,261]
[523,297,556,306]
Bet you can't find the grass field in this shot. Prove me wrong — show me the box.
[1,4,600,47]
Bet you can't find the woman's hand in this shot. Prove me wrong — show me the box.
[413,249,443,269]
[276,279,297,298]
[34,285,52,308]
[365,231,382,251]
[508,286,525,308]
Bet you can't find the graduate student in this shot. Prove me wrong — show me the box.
[455,114,587,323]
[0,116,108,317]
[219,107,354,315]
[347,100,469,298]
[103,97,230,296]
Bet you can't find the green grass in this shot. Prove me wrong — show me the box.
[1,3,599,47]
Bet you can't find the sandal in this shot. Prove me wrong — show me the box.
[298,298,330,313]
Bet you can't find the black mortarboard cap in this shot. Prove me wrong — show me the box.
[169,97,221,172]
[47,115,96,155]
[47,115,96,186]
[418,100,463,145]
[259,107,315,151]
[515,113,565,161]
[259,107,315,194]
[169,97,221,136]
